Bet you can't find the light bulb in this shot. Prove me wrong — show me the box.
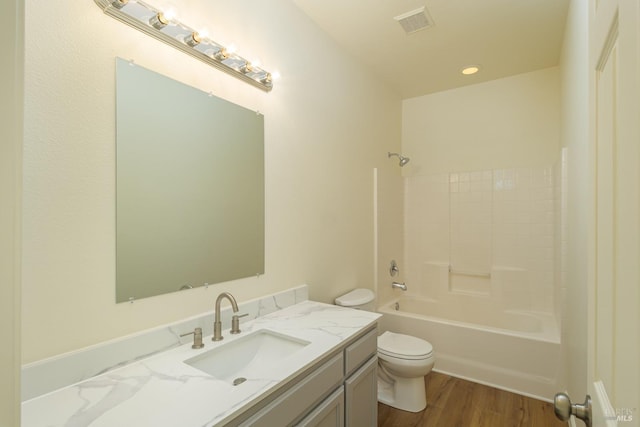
[163,8,176,21]
[111,0,128,9]
[213,48,228,60]
[185,32,201,47]
[242,62,254,74]
[149,12,169,29]
[261,73,272,84]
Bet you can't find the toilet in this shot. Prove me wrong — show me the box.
[334,288,435,413]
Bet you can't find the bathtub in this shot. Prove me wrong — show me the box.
[377,295,561,401]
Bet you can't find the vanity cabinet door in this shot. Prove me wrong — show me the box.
[238,353,343,427]
[344,356,377,427]
[295,387,344,427]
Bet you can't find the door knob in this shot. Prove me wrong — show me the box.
[554,392,592,427]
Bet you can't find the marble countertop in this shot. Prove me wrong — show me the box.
[21,301,380,427]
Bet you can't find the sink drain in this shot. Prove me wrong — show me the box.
[233,377,247,386]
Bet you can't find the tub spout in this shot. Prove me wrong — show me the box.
[392,281,407,291]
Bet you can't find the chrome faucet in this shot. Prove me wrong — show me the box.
[392,281,407,291]
[213,292,242,341]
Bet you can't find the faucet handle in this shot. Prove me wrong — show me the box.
[180,327,205,349]
[231,313,249,335]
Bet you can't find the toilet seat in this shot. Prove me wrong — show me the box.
[378,331,433,360]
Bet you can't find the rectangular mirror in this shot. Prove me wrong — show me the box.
[115,58,264,303]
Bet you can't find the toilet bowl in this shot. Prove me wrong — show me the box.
[377,331,434,412]
[334,288,435,413]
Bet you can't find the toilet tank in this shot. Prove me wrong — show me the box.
[334,288,375,311]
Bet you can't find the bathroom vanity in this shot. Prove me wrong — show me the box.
[233,325,378,426]
[21,286,380,427]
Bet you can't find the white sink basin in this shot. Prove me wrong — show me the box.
[184,329,310,384]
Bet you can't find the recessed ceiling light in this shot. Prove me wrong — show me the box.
[461,66,480,75]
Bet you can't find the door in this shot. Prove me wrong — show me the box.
[296,387,344,427]
[344,357,378,427]
[589,0,640,425]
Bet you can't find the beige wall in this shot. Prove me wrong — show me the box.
[1,0,23,423]
[402,67,561,175]
[22,0,401,363]
[559,0,589,397]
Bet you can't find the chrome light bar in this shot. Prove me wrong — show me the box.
[94,0,274,92]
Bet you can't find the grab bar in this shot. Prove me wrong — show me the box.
[448,265,491,278]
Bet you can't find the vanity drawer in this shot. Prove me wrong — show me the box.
[344,327,377,377]
[239,353,344,426]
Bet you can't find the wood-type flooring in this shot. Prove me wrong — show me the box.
[377,372,567,427]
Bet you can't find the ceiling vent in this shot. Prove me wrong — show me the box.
[394,6,433,34]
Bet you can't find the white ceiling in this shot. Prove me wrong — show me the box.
[293,0,570,99]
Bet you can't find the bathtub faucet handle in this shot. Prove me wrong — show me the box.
[392,281,407,291]
[390,260,400,277]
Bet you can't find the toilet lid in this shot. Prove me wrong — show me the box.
[334,288,375,307]
[377,331,433,359]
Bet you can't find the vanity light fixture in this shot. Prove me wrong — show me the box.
[94,0,274,91]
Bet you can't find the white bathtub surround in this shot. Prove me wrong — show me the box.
[405,166,557,313]
[449,170,493,282]
[22,295,380,427]
[387,163,564,400]
[378,296,560,400]
[396,68,563,402]
[21,285,309,401]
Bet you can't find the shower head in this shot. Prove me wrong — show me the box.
[388,152,410,167]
